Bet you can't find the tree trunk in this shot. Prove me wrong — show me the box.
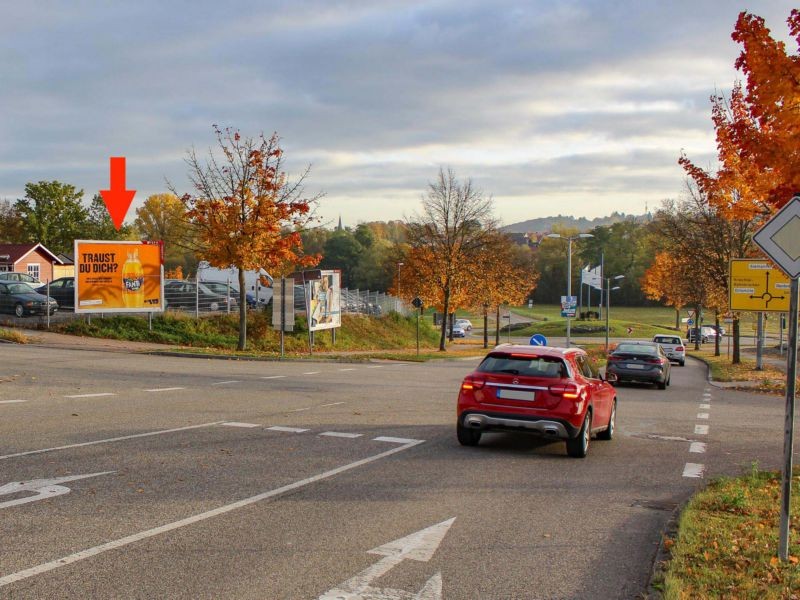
[439,288,450,351]
[238,268,247,351]
[448,312,454,342]
[714,312,720,357]
[732,315,740,364]
[483,308,488,349]
[495,306,500,347]
[693,302,701,351]
[675,307,680,330]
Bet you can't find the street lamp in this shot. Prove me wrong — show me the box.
[605,275,625,351]
[396,262,404,313]
[547,233,594,347]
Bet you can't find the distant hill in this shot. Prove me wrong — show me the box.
[501,212,648,233]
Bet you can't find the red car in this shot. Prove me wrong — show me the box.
[456,345,617,458]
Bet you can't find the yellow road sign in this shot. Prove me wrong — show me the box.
[729,259,790,312]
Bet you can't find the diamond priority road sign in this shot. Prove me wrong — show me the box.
[753,196,800,277]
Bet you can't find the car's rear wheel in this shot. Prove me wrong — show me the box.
[14,303,24,318]
[597,400,616,441]
[679,360,685,367]
[657,379,667,390]
[566,411,591,458]
[457,422,481,446]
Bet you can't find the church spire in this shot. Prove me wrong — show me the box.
[337,214,343,231]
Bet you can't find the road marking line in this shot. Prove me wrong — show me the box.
[267,426,309,433]
[0,400,25,404]
[288,407,311,413]
[144,387,186,392]
[683,463,705,478]
[319,402,345,408]
[221,422,260,428]
[697,413,709,420]
[260,376,286,380]
[211,380,240,385]
[303,371,321,375]
[64,393,115,398]
[374,436,423,444]
[0,422,225,461]
[689,442,707,453]
[366,366,384,369]
[694,424,709,435]
[0,471,115,509]
[703,393,712,398]
[338,368,356,371]
[320,432,362,439]
[0,439,425,588]
[699,403,710,409]
[458,356,482,361]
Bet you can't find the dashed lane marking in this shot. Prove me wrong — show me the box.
[320,432,363,439]
[697,413,709,420]
[338,368,356,372]
[689,442,707,453]
[319,402,345,408]
[699,403,710,409]
[303,372,321,375]
[260,376,286,380]
[366,366,384,369]
[0,422,226,461]
[221,422,261,428]
[211,380,240,386]
[683,463,705,478]
[373,436,423,444]
[0,439,425,588]
[0,400,26,404]
[64,393,116,399]
[695,424,709,435]
[267,426,310,433]
[144,387,186,393]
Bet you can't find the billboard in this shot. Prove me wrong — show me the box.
[308,270,341,331]
[74,240,164,313]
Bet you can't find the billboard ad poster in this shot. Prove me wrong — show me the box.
[74,240,164,313]
[308,270,341,331]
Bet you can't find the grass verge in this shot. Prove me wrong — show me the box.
[661,465,800,598]
[0,327,29,343]
[687,346,792,394]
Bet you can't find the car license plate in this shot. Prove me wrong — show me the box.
[497,389,536,401]
[627,363,645,369]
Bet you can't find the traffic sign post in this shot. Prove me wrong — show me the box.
[752,196,800,562]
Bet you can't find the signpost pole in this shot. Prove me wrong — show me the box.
[779,276,798,561]
[280,277,286,359]
[416,306,420,357]
[756,312,764,370]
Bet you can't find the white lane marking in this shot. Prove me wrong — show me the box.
[695,424,709,435]
[699,403,711,409]
[144,387,186,393]
[0,472,114,509]
[338,368,356,372]
[211,380,240,386]
[319,402,345,408]
[260,376,286,380]
[288,407,311,413]
[697,413,709,420]
[319,518,453,600]
[374,436,423,444]
[303,371,321,375]
[267,426,309,433]
[366,366,384,369]
[458,356,482,361]
[689,442,707,453]
[703,393,712,398]
[0,440,424,588]
[320,432,362,439]
[683,463,705,478]
[221,422,260,428]
[0,422,225,461]
[0,400,26,404]
[64,393,115,398]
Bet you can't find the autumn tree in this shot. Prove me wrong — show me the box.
[134,193,196,272]
[173,126,319,350]
[640,252,693,329]
[405,168,496,350]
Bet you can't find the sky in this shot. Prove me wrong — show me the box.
[0,1,796,229]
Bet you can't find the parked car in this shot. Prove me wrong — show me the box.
[0,281,58,317]
[687,326,717,344]
[200,281,257,308]
[606,341,671,389]
[163,280,236,312]
[34,277,75,309]
[452,325,466,338]
[0,272,41,285]
[455,318,473,331]
[456,345,616,458]
[652,334,686,367]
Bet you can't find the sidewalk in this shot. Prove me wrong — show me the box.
[15,328,180,353]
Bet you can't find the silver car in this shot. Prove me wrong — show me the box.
[653,334,686,367]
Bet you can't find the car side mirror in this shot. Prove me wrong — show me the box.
[604,371,618,383]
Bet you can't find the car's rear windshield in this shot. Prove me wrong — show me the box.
[615,343,658,355]
[654,337,681,344]
[477,353,566,378]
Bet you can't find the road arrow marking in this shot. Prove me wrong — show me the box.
[99,156,136,230]
[0,471,114,509]
[319,517,454,599]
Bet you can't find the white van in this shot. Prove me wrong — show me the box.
[197,263,274,306]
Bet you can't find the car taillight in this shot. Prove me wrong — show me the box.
[676,346,684,351]
[607,355,621,361]
[549,383,580,399]
[461,376,485,391]
[645,357,662,364]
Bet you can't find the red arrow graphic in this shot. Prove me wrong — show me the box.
[99,157,136,230]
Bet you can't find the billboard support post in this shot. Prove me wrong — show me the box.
[280,277,286,359]
[46,279,50,329]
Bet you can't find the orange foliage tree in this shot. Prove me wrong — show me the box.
[641,252,692,329]
[173,126,319,350]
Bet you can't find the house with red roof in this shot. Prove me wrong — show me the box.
[0,243,65,282]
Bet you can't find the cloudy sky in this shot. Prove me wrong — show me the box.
[0,1,795,228]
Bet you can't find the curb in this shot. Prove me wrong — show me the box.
[645,500,687,599]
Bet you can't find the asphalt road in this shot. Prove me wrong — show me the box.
[0,344,795,599]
